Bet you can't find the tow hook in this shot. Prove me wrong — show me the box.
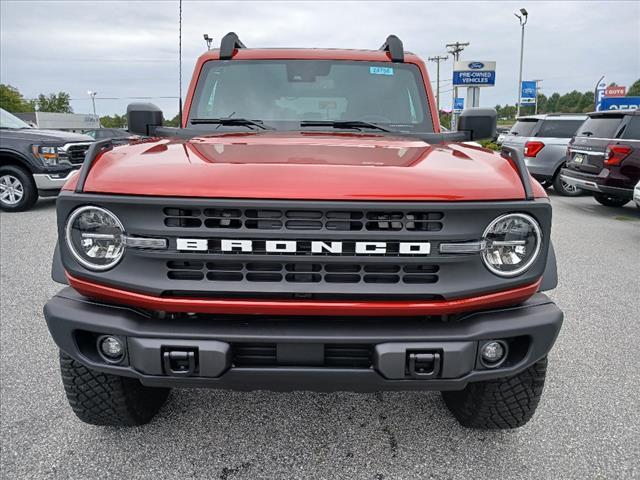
[163,349,197,376]
[407,351,441,378]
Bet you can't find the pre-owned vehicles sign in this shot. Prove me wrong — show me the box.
[453,61,496,86]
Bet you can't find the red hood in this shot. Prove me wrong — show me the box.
[69,131,544,201]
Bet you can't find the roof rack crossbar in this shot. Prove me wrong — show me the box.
[219,32,246,60]
[379,35,404,62]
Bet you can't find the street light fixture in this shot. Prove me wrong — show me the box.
[515,8,529,118]
[87,91,100,127]
[203,34,213,50]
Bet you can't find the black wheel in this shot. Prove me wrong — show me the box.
[442,357,547,429]
[59,351,170,426]
[593,192,630,208]
[552,173,583,197]
[0,165,37,212]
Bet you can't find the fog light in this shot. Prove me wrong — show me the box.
[480,341,506,365]
[99,336,124,359]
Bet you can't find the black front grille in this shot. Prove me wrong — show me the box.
[167,260,439,285]
[66,144,91,164]
[164,207,444,232]
[232,343,372,368]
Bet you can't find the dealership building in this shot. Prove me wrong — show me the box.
[15,112,99,132]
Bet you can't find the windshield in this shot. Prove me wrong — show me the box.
[576,116,623,138]
[189,60,433,132]
[0,109,31,129]
[509,120,538,137]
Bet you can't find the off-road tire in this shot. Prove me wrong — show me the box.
[593,192,630,208]
[442,357,547,429]
[59,351,170,426]
[552,172,582,197]
[0,165,37,212]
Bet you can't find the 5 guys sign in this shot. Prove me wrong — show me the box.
[605,86,627,97]
[453,61,496,86]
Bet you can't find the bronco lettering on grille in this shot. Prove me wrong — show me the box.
[176,238,431,255]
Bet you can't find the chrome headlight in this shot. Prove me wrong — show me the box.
[32,145,70,166]
[65,206,125,271]
[482,213,542,277]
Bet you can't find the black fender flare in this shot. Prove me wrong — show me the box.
[539,241,558,292]
[51,241,68,285]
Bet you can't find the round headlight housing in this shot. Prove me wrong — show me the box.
[65,206,125,271]
[482,213,542,277]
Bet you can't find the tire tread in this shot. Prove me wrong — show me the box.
[442,357,547,429]
[59,351,169,426]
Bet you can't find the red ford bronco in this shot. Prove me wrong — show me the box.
[44,33,562,429]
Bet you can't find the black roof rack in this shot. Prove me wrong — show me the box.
[219,32,246,60]
[379,35,404,62]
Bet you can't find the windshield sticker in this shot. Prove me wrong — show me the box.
[369,66,394,76]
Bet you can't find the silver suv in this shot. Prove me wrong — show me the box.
[501,114,587,196]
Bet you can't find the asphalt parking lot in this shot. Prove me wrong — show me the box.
[1,193,639,479]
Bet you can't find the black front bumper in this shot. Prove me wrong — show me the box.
[44,288,563,392]
[560,168,634,199]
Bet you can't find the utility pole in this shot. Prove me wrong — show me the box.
[446,42,469,130]
[515,8,529,118]
[203,34,213,50]
[428,55,448,113]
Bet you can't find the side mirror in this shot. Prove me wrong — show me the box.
[457,108,497,141]
[127,103,163,136]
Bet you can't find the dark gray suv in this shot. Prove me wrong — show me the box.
[0,108,93,212]
[501,114,586,196]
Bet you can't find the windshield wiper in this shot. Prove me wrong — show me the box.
[300,120,391,132]
[190,118,273,130]
[580,131,594,137]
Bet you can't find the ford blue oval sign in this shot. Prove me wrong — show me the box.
[469,62,485,69]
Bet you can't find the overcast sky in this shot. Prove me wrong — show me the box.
[1,0,638,117]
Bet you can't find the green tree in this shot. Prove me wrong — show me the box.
[439,111,451,129]
[578,91,595,112]
[546,93,560,113]
[536,93,548,114]
[100,114,127,128]
[164,113,181,127]
[627,79,640,96]
[0,84,35,112]
[35,92,73,113]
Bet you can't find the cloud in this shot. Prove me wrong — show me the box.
[1,0,638,116]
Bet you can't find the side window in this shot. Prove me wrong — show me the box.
[621,116,640,140]
[536,120,584,138]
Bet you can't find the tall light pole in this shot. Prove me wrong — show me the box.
[428,55,448,113]
[515,8,528,118]
[87,90,100,127]
[446,42,469,130]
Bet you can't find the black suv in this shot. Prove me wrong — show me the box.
[0,108,93,212]
[561,110,640,207]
